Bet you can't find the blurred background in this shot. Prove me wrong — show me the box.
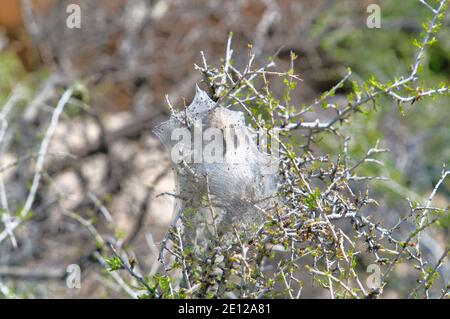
[0,0,448,298]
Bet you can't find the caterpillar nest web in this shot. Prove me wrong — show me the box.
[154,87,278,241]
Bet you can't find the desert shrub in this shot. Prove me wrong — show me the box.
[131,0,449,299]
[0,0,449,299]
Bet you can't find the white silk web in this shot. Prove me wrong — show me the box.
[154,87,278,242]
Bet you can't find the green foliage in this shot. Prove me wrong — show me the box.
[105,256,123,271]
